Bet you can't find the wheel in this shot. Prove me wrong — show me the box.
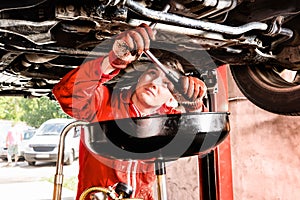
[230,65,300,116]
[65,150,74,165]
[27,161,36,166]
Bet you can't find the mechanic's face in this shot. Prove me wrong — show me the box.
[133,67,174,110]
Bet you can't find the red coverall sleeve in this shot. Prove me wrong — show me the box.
[52,57,120,121]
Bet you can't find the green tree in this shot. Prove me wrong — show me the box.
[0,96,69,127]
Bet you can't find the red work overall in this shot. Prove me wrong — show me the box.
[53,57,180,200]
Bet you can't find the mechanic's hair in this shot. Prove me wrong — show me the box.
[114,50,188,89]
[158,53,185,75]
[131,49,188,74]
[140,50,187,76]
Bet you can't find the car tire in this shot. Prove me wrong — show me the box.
[65,150,74,165]
[27,161,36,166]
[230,65,300,116]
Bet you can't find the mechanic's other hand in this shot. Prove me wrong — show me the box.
[180,76,207,101]
[109,24,155,69]
[179,76,207,111]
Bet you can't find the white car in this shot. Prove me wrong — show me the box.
[24,118,79,166]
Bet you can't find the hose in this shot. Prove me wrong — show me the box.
[79,186,110,200]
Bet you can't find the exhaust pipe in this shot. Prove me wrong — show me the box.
[125,0,292,38]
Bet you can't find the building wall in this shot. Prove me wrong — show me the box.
[228,71,300,200]
[164,67,300,200]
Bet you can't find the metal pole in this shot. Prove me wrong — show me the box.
[155,159,168,200]
[53,121,89,200]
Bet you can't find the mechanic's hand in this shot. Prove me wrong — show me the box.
[109,24,155,69]
[178,76,207,111]
[180,76,206,101]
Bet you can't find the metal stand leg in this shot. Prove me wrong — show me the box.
[155,160,168,200]
[53,121,88,200]
[198,93,218,200]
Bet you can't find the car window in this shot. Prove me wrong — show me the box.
[36,123,68,135]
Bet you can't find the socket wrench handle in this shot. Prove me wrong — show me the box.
[144,49,181,84]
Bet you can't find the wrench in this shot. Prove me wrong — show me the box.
[142,5,184,92]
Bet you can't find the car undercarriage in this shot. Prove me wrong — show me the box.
[0,0,299,115]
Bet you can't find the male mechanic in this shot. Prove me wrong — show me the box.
[53,24,207,200]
